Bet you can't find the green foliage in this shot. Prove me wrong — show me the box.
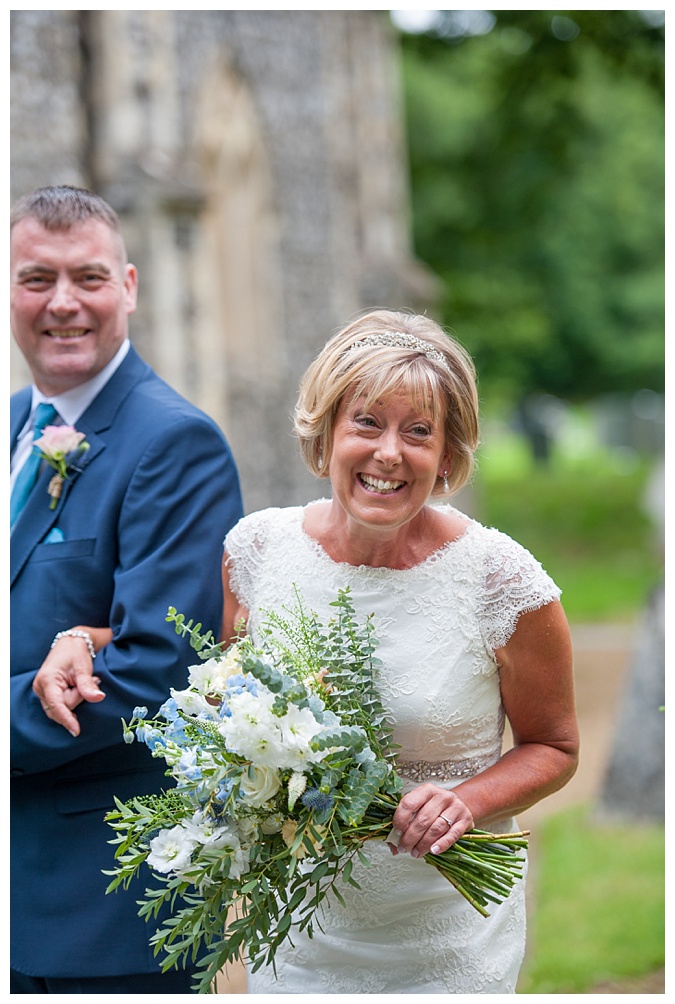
[473,435,662,621]
[166,607,224,659]
[518,805,664,992]
[107,588,528,991]
[396,10,664,403]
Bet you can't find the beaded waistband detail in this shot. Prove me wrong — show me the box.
[397,754,496,783]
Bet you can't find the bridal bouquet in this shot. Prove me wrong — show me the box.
[104,588,528,993]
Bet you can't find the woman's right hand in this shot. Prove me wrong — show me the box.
[32,626,113,736]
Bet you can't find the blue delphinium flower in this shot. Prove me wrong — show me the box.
[136,724,163,749]
[158,696,180,721]
[163,717,189,745]
[226,673,259,697]
[214,780,234,805]
[220,673,260,718]
[175,750,202,784]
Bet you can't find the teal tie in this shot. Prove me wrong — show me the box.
[10,403,58,528]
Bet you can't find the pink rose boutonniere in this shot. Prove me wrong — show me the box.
[34,425,90,509]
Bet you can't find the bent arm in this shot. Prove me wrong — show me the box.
[221,551,249,644]
[11,414,243,775]
[393,600,578,857]
[455,599,579,825]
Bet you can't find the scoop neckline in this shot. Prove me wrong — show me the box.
[297,499,476,574]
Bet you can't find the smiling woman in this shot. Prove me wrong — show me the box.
[318,384,451,563]
[219,307,579,994]
[294,311,478,492]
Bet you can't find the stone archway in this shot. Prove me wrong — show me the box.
[194,57,285,513]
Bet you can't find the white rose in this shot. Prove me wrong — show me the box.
[237,817,259,842]
[188,650,244,695]
[260,812,284,834]
[239,764,282,808]
[218,645,245,678]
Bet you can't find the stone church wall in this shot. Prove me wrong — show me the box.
[11,10,437,511]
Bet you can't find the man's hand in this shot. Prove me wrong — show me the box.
[32,628,111,736]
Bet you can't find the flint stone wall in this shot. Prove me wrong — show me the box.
[11,10,438,512]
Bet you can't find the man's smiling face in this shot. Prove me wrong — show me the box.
[10,216,137,396]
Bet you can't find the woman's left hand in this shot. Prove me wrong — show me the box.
[389,783,474,858]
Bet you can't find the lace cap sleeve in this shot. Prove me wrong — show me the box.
[477,527,562,653]
[224,508,282,611]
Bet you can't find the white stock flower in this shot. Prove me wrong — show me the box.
[213,835,250,880]
[220,687,331,770]
[183,810,229,846]
[239,764,282,807]
[219,645,246,678]
[178,812,251,881]
[219,688,282,765]
[278,704,331,769]
[170,687,218,719]
[146,825,198,874]
[237,817,259,842]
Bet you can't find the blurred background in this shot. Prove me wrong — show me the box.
[11,9,664,993]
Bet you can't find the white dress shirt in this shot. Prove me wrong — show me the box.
[10,339,130,490]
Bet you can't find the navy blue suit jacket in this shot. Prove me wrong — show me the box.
[10,345,243,978]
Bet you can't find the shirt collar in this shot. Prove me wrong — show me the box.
[31,339,130,426]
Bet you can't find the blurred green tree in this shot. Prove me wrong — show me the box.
[396,10,664,406]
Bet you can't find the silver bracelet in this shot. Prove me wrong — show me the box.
[51,629,97,660]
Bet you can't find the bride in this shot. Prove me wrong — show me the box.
[222,308,579,994]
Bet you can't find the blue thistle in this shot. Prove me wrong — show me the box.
[301,787,334,813]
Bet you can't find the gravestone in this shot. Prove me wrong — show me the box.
[596,581,665,823]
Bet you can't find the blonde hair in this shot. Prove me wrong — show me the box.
[295,309,479,495]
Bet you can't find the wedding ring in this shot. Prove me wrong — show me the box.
[440,814,454,827]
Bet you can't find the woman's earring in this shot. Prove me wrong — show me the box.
[443,470,449,493]
[317,448,323,471]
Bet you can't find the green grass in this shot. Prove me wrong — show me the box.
[517,805,665,992]
[472,430,663,622]
[470,425,664,992]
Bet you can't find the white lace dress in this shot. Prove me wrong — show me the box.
[225,502,561,995]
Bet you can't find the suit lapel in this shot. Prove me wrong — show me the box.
[78,344,150,434]
[9,429,104,585]
[9,346,151,586]
[10,389,32,458]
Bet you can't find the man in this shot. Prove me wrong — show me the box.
[10,186,244,993]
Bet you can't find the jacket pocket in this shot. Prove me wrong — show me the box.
[32,538,96,562]
[55,768,168,815]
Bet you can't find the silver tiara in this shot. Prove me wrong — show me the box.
[347,331,450,369]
